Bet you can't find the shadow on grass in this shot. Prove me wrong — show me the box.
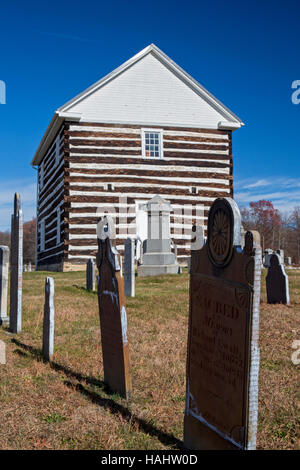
[63,380,183,450]
[11,338,182,450]
[11,338,106,389]
[72,284,97,295]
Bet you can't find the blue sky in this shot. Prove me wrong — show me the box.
[0,0,299,229]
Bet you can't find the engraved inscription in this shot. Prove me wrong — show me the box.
[188,275,250,446]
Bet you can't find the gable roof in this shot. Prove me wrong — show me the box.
[31,44,243,166]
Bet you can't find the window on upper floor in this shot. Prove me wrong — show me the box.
[142,129,163,159]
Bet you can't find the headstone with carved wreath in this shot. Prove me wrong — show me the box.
[96,216,132,399]
[184,197,261,450]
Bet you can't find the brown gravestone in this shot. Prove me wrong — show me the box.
[266,253,290,304]
[184,197,261,450]
[96,216,132,399]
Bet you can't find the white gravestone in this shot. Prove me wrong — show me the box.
[0,246,9,325]
[43,277,55,361]
[124,238,135,297]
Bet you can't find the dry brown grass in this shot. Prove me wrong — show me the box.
[0,268,299,449]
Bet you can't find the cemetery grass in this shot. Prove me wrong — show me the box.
[0,269,299,450]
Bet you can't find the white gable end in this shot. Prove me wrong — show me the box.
[66,53,230,128]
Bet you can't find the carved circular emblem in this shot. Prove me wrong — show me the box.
[207,198,234,267]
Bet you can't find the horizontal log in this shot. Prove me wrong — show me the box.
[68,184,229,198]
[66,121,229,135]
[65,175,230,189]
[65,166,233,181]
[163,135,228,143]
[70,139,141,147]
[65,156,231,169]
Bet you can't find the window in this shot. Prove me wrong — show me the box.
[190,186,198,195]
[142,129,163,158]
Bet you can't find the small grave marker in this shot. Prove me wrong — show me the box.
[124,238,135,297]
[266,253,290,304]
[0,246,9,325]
[86,258,96,291]
[42,277,55,361]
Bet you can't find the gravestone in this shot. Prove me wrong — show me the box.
[284,257,292,266]
[136,237,143,265]
[137,195,179,276]
[9,193,23,333]
[86,258,96,291]
[184,197,261,450]
[96,216,132,399]
[276,249,284,265]
[263,249,273,268]
[28,262,32,272]
[0,246,9,325]
[266,253,290,304]
[124,238,135,297]
[42,277,55,361]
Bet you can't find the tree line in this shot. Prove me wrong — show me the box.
[0,218,36,264]
[241,200,300,264]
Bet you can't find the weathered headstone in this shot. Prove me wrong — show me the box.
[266,253,290,304]
[284,257,292,266]
[136,237,143,265]
[276,249,284,265]
[137,195,179,276]
[184,197,261,450]
[86,258,96,291]
[263,248,273,268]
[42,277,55,361]
[124,238,135,297]
[28,262,32,272]
[96,216,132,398]
[9,193,23,333]
[0,246,9,325]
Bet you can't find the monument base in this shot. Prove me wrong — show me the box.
[137,263,179,277]
[0,316,9,326]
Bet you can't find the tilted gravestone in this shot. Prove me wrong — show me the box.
[266,253,290,304]
[184,197,261,450]
[96,216,132,399]
[0,246,9,325]
[124,238,135,297]
[43,277,55,361]
[9,193,23,333]
[86,258,96,291]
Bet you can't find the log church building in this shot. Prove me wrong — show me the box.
[31,44,243,271]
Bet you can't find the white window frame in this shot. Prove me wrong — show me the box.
[141,128,164,159]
